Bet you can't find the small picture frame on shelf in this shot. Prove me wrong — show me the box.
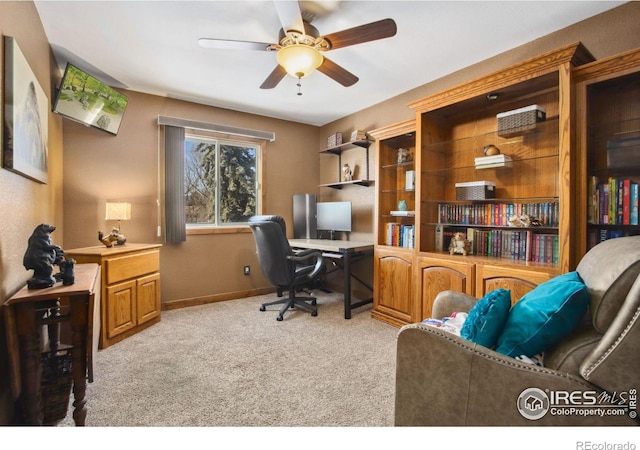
[405,170,415,191]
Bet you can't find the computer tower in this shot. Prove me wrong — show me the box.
[292,194,317,239]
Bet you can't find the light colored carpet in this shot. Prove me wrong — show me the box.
[59,290,399,426]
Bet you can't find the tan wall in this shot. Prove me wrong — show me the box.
[0,1,65,425]
[318,1,640,220]
[61,92,320,305]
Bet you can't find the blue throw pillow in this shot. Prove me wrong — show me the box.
[495,271,588,358]
[460,288,511,348]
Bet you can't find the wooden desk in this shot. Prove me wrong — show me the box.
[289,239,374,319]
[3,263,100,425]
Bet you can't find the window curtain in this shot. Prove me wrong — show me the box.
[164,125,186,243]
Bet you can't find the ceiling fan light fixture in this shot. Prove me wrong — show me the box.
[276,44,323,78]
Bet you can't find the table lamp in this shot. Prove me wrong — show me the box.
[105,202,131,234]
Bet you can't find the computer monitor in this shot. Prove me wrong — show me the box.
[316,202,352,235]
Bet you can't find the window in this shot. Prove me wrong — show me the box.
[185,134,260,228]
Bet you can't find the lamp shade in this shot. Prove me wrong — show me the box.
[105,202,131,221]
[276,44,323,78]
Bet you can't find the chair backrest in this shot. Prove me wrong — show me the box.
[248,215,295,288]
[575,235,640,393]
[576,235,640,333]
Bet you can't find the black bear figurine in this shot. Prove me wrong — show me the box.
[23,224,65,289]
[59,258,76,286]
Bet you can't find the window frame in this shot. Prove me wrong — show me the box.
[184,130,264,235]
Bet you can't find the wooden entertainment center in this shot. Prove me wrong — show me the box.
[370,43,640,327]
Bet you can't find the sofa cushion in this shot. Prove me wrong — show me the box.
[495,271,589,358]
[460,288,511,348]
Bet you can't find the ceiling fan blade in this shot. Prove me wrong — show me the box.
[260,65,288,89]
[274,0,305,33]
[322,18,397,50]
[317,57,358,87]
[198,38,273,51]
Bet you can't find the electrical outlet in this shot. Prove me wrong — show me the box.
[243,265,250,276]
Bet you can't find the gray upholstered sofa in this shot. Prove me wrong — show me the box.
[395,236,640,426]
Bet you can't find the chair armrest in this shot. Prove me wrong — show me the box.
[288,250,324,280]
[394,323,635,426]
[290,248,321,259]
[431,290,478,319]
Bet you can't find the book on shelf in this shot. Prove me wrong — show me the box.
[588,176,639,226]
[632,182,639,225]
[474,154,513,169]
[459,227,558,263]
[438,201,559,227]
[390,210,415,216]
[466,227,475,255]
[623,178,630,225]
[385,223,414,248]
[587,227,639,251]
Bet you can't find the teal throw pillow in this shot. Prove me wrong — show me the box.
[495,271,588,358]
[460,288,511,348]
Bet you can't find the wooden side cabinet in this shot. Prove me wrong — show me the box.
[65,244,161,348]
[475,264,553,306]
[372,247,416,326]
[416,255,475,321]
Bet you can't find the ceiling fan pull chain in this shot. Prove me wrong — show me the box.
[296,74,303,96]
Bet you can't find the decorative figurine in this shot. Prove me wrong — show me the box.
[449,232,471,256]
[483,144,501,156]
[342,163,352,182]
[23,224,65,289]
[58,258,76,286]
[508,214,542,228]
[98,228,127,247]
[397,148,412,164]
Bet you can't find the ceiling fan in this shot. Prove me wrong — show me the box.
[198,1,397,93]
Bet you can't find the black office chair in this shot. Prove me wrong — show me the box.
[248,215,325,321]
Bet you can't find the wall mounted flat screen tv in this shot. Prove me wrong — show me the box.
[52,63,128,135]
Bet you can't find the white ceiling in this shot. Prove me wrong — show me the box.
[34,0,624,127]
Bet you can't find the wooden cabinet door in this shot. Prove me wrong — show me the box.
[105,279,137,339]
[476,265,555,305]
[373,248,415,326]
[137,272,161,325]
[416,256,475,320]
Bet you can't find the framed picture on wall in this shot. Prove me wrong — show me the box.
[2,36,49,184]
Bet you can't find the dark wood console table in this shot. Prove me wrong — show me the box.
[3,263,100,425]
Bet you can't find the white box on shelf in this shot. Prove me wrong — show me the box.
[390,210,415,217]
